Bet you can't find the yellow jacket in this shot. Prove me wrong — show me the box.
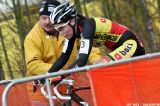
[24,22,101,76]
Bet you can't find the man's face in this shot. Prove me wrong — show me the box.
[39,15,55,32]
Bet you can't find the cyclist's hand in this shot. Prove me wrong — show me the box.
[33,75,49,87]
[33,76,62,87]
[33,74,67,87]
[49,76,63,86]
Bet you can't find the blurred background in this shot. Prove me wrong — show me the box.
[0,0,159,80]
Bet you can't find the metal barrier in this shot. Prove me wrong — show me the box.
[1,52,160,106]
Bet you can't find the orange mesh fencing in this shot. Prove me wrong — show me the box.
[0,83,31,106]
[70,72,94,106]
[0,72,92,106]
[1,56,160,106]
[88,57,160,106]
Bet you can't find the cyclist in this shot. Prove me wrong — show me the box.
[24,0,101,105]
[48,2,145,73]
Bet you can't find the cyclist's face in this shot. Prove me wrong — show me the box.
[57,19,75,39]
[58,25,74,39]
[40,15,55,32]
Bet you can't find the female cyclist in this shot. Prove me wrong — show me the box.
[48,2,145,73]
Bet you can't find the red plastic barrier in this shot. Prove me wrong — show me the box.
[70,72,94,106]
[0,83,31,106]
[0,73,93,106]
[26,72,93,106]
[88,57,160,106]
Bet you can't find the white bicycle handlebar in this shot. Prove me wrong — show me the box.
[41,85,57,99]
[41,79,74,100]
[53,79,74,100]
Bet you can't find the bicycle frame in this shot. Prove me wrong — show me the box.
[41,79,90,106]
[64,83,90,106]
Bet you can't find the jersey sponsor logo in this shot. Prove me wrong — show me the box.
[100,18,106,23]
[109,40,137,60]
[93,40,106,47]
[94,33,119,42]
[119,43,133,56]
[93,40,101,47]
[114,53,122,60]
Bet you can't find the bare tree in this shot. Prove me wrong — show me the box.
[141,0,157,52]
[74,0,82,14]
[0,57,5,80]
[24,0,32,31]
[158,0,160,13]
[82,0,88,17]
[125,0,146,46]
[113,0,121,21]
[0,28,14,79]
[11,0,26,77]
[101,0,112,19]
[0,0,40,78]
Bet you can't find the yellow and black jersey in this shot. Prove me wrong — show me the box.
[93,17,128,49]
[49,15,145,73]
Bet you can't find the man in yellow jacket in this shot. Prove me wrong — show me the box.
[24,0,101,106]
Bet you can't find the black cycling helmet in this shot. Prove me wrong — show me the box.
[50,2,77,29]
